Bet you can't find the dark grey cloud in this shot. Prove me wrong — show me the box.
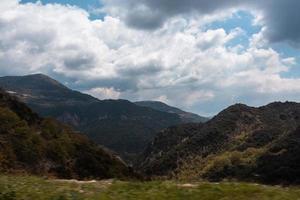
[105,0,300,46]
[125,9,166,30]
[117,61,162,76]
[143,0,243,15]
[63,54,95,70]
[260,1,300,46]
[112,0,245,30]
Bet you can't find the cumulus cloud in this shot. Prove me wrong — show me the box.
[85,87,121,99]
[0,0,19,11]
[102,0,245,30]
[257,1,300,46]
[0,1,300,115]
[103,0,300,46]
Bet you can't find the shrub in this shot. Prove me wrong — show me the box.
[175,148,266,181]
[201,148,266,181]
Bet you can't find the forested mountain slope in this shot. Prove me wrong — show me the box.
[139,102,300,184]
[0,89,135,179]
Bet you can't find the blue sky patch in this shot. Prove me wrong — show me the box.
[20,0,104,19]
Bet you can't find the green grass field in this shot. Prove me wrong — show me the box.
[0,175,300,200]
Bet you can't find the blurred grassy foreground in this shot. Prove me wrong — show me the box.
[0,175,300,200]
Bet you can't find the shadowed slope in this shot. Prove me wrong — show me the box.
[0,89,135,180]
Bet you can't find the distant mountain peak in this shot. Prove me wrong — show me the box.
[26,73,50,78]
[219,103,255,113]
[0,74,183,161]
[135,100,208,123]
[0,73,68,91]
[0,74,99,105]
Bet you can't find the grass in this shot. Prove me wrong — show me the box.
[0,175,300,200]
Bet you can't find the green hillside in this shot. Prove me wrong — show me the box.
[0,89,134,180]
[139,103,300,184]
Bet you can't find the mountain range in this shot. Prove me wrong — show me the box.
[0,74,206,161]
[1,73,300,184]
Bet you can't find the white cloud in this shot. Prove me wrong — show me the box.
[0,0,18,12]
[85,87,121,99]
[282,57,296,66]
[0,1,300,115]
[222,69,300,94]
[185,90,215,107]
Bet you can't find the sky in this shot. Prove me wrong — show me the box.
[0,0,300,116]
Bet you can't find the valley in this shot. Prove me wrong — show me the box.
[0,74,206,161]
[0,75,300,199]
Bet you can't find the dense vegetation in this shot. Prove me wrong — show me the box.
[139,103,300,184]
[1,175,300,200]
[0,74,183,160]
[0,89,134,179]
